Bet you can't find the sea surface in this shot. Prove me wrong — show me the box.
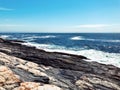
[0,33,120,67]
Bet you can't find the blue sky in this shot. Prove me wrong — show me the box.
[0,0,120,32]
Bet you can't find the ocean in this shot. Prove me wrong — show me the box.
[0,33,120,67]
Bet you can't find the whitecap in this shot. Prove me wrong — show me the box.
[39,35,56,38]
[22,42,52,49]
[101,40,120,43]
[0,35,10,39]
[70,36,120,43]
[25,35,56,39]
[85,39,120,42]
[70,36,84,40]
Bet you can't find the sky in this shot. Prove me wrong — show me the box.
[0,0,120,33]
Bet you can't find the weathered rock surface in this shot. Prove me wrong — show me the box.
[0,65,62,90]
[15,82,62,90]
[0,38,120,90]
[0,66,20,89]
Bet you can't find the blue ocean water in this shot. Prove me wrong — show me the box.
[0,33,120,67]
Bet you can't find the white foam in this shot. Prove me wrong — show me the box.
[77,50,120,67]
[25,35,56,39]
[22,42,120,68]
[70,36,84,40]
[40,35,56,38]
[0,35,10,39]
[85,39,120,43]
[47,49,120,67]
[70,36,120,42]
[102,40,120,43]
[22,42,52,49]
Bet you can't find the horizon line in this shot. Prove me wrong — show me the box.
[0,32,120,33]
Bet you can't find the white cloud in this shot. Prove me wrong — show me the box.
[74,24,112,28]
[0,7,14,11]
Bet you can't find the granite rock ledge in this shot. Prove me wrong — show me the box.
[0,38,120,90]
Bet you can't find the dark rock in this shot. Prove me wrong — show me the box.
[33,76,49,84]
[12,67,50,84]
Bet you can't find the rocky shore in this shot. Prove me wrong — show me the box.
[0,38,120,90]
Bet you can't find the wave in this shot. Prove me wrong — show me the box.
[78,49,120,67]
[0,35,10,39]
[86,39,120,43]
[44,49,120,68]
[20,35,57,42]
[22,42,120,68]
[70,36,84,40]
[25,35,56,39]
[84,39,120,43]
[23,42,54,49]
[70,36,120,42]
[22,42,66,50]
[101,40,120,43]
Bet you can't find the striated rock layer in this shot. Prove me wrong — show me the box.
[0,38,120,90]
[0,65,62,90]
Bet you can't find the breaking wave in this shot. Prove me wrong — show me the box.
[25,35,56,39]
[0,35,10,39]
[21,35,57,42]
[70,36,120,42]
[22,42,120,68]
[70,36,84,40]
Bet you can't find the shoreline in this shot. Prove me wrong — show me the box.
[0,38,120,90]
[22,40,120,68]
